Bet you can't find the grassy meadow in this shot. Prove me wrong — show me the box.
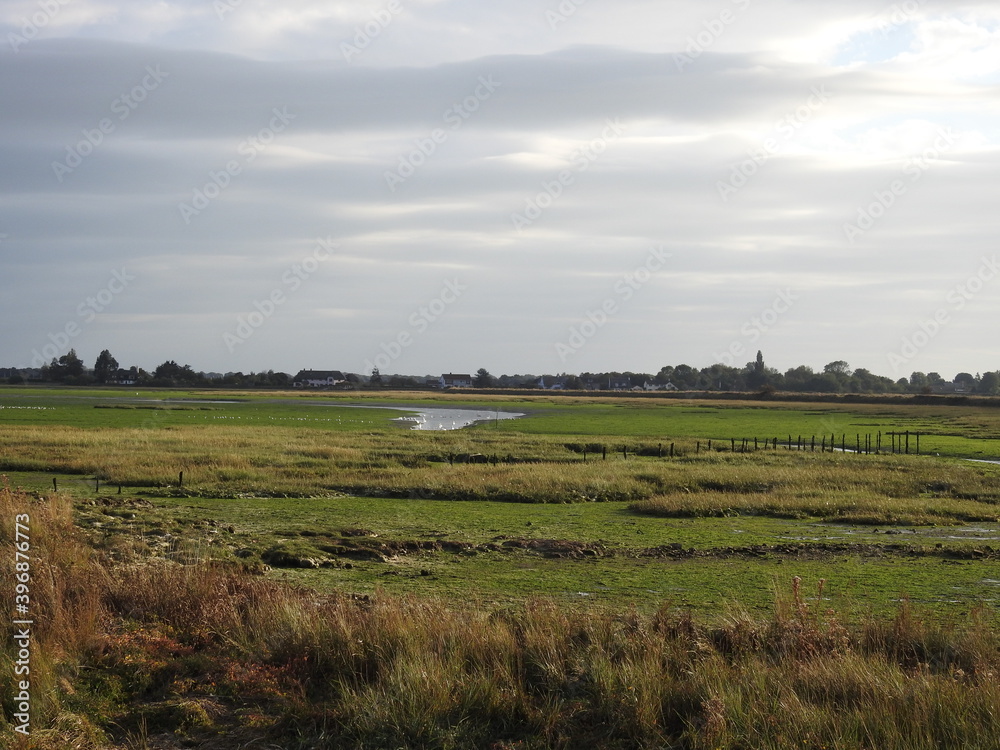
[1,386,999,748]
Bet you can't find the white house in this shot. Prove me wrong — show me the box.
[293,370,346,388]
[644,381,678,391]
[439,373,473,389]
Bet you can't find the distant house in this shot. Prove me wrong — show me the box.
[439,373,473,389]
[293,370,346,388]
[537,376,568,390]
[644,381,678,392]
[608,377,631,391]
[110,368,137,386]
[932,381,969,395]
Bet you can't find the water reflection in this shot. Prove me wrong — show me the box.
[389,407,525,431]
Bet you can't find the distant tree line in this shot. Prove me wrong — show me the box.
[475,354,1000,396]
[28,350,295,389]
[9,349,1000,396]
[649,356,999,395]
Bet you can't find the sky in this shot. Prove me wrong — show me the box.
[1,0,998,380]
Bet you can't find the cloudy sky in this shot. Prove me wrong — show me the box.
[2,0,998,379]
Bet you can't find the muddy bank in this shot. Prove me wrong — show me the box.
[259,531,999,568]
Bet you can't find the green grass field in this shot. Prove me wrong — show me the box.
[7,387,1000,458]
[1,386,997,617]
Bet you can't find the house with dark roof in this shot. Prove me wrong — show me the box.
[439,373,473,389]
[293,370,346,387]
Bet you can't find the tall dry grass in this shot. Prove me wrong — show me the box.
[0,479,110,748]
[2,482,998,748]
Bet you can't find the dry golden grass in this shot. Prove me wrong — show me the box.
[2,424,996,524]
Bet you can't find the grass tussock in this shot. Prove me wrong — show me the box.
[629,488,1000,526]
[2,483,999,749]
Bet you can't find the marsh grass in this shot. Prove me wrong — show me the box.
[3,484,999,749]
[2,424,997,524]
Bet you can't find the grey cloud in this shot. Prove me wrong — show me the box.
[3,39,893,141]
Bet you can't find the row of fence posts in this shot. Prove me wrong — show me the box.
[65,430,924,489]
[576,431,921,460]
[579,443,677,461]
[49,470,186,494]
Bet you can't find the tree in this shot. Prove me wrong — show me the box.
[783,365,814,391]
[94,350,119,384]
[978,372,999,396]
[43,358,64,382]
[44,350,84,382]
[474,368,495,388]
[388,375,418,387]
[823,360,852,377]
[807,372,843,393]
[61,349,85,378]
[670,364,698,389]
[154,360,183,380]
[153,360,199,384]
[954,372,976,390]
[369,367,382,386]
